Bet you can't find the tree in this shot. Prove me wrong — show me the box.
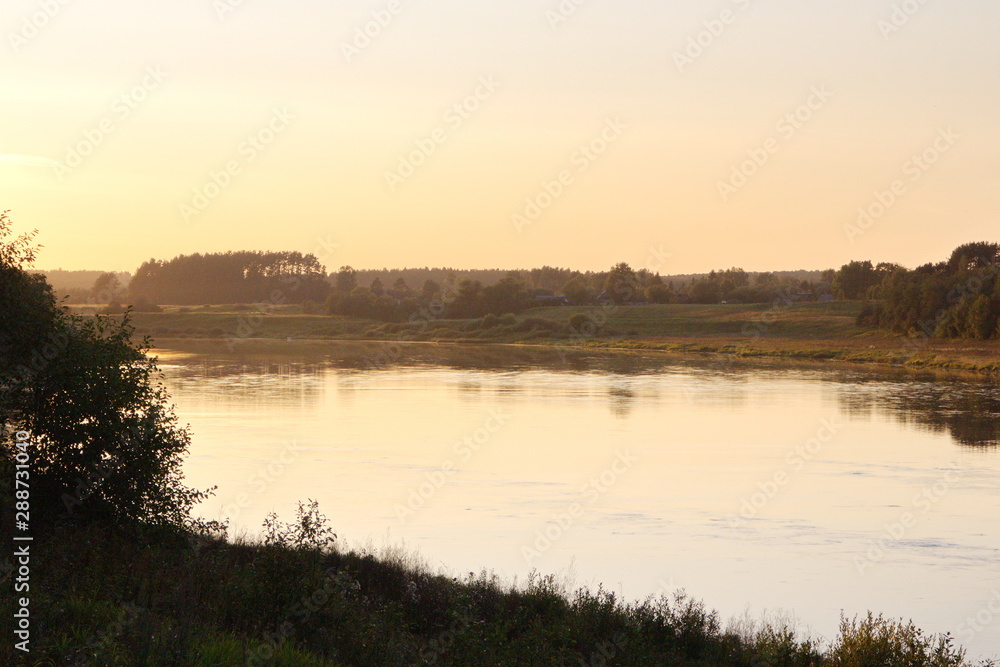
[645,284,672,304]
[965,294,995,340]
[562,277,594,305]
[335,266,358,293]
[0,214,61,383]
[856,242,1000,339]
[421,279,440,301]
[754,272,777,288]
[689,280,722,304]
[834,260,879,299]
[129,251,328,304]
[1,214,212,528]
[90,272,122,303]
[370,277,384,294]
[481,273,532,315]
[602,263,639,304]
[947,242,1000,272]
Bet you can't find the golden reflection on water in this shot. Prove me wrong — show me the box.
[155,340,1000,657]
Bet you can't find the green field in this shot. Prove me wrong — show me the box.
[73,301,1000,373]
[90,301,859,340]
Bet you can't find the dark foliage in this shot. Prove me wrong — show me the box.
[856,242,1000,340]
[0,213,212,529]
[129,250,330,305]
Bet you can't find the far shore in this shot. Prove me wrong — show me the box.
[77,300,1000,376]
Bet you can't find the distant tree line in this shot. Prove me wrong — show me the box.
[349,266,828,300]
[326,268,538,321]
[679,267,834,305]
[349,266,581,294]
[30,269,131,303]
[128,251,330,305]
[856,242,1000,340]
[324,262,836,322]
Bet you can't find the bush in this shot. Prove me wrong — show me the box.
[261,499,337,552]
[568,313,590,331]
[130,294,162,313]
[569,312,602,337]
[856,301,881,327]
[828,613,966,666]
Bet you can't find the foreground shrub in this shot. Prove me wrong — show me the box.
[829,612,967,667]
[0,215,212,529]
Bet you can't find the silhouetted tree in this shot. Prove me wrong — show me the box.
[129,251,329,304]
[0,213,211,528]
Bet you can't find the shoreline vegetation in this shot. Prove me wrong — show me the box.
[80,300,1000,375]
[9,506,996,666]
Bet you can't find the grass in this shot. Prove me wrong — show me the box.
[2,512,993,667]
[72,300,1000,375]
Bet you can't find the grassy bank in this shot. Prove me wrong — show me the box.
[3,515,992,667]
[85,301,1000,374]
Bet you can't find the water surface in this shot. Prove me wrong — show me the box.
[156,340,1000,658]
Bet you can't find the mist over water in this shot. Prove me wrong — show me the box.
[156,340,1000,658]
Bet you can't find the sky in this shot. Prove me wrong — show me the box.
[2,0,998,275]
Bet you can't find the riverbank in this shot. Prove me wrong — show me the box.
[4,518,990,666]
[80,301,1000,374]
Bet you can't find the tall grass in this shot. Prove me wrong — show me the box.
[2,504,994,666]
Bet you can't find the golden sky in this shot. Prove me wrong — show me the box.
[3,0,998,274]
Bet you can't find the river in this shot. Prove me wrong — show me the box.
[154,339,1000,658]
